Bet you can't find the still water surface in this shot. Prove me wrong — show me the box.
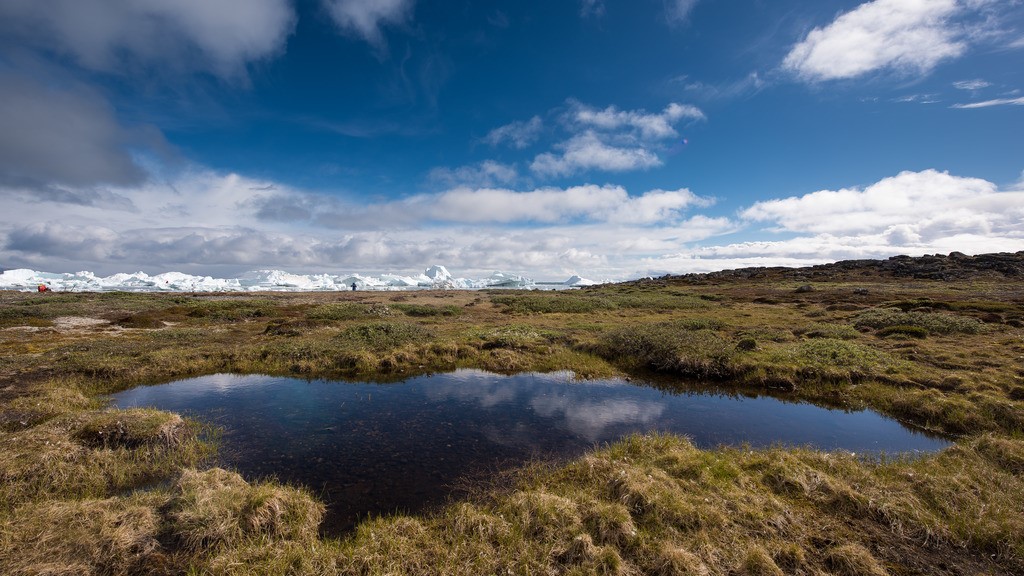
[111,370,949,533]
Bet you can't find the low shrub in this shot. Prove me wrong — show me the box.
[601,322,734,377]
[854,308,984,334]
[478,325,551,350]
[876,325,929,339]
[610,290,710,310]
[759,339,906,382]
[492,293,613,314]
[184,299,276,321]
[393,304,462,317]
[306,303,368,321]
[340,322,429,351]
[798,323,861,340]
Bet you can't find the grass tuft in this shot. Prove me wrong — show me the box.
[823,543,889,576]
[168,468,324,552]
[0,494,166,576]
[74,408,185,449]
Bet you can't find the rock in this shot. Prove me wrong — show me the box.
[655,251,1024,285]
[794,284,814,293]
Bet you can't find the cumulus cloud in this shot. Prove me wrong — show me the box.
[951,96,1024,108]
[4,165,1020,281]
[0,164,727,277]
[641,224,1024,276]
[607,189,714,224]
[526,101,704,178]
[718,169,1024,274]
[306,183,714,227]
[484,116,543,149]
[421,185,705,224]
[741,169,1004,234]
[323,0,415,50]
[0,0,295,78]
[569,101,704,139]
[783,0,967,81]
[531,132,663,177]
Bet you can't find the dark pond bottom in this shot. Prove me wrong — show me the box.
[110,370,949,534]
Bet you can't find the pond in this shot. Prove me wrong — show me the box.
[110,370,949,534]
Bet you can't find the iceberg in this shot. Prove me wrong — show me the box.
[0,265,596,292]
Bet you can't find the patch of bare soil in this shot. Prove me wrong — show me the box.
[52,316,110,331]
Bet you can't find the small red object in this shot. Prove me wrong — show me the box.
[37,284,50,292]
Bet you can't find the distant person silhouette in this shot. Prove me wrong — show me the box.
[350,282,357,291]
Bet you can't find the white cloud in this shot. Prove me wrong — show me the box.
[427,161,518,188]
[741,169,1002,234]
[477,101,704,180]
[951,96,1024,108]
[531,131,663,177]
[0,165,727,278]
[953,79,991,90]
[640,224,1024,276]
[607,189,714,224]
[323,0,415,49]
[302,183,713,227]
[422,185,710,225]
[712,169,1024,276]
[426,185,629,224]
[783,0,967,81]
[664,0,700,24]
[4,165,1020,282]
[893,93,941,104]
[525,101,704,178]
[0,0,296,78]
[569,101,704,139]
[484,116,543,149]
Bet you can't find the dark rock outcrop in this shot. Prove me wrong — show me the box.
[657,252,1024,285]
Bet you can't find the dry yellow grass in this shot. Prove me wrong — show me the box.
[0,268,1022,574]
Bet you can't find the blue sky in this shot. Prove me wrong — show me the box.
[1,0,1022,280]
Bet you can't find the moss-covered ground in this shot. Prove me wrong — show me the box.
[1,271,1022,574]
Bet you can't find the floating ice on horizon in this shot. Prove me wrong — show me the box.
[0,265,598,292]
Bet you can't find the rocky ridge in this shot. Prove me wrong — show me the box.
[660,251,1024,284]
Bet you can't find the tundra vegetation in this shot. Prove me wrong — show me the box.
[1,258,1023,574]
